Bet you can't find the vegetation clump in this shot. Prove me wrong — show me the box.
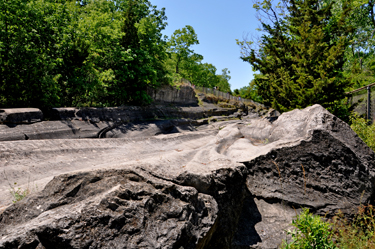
[282,208,337,249]
[9,182,30,203]
[282,205,375,249]
[350,114,375,151]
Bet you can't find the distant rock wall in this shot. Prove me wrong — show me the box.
[0,85,272,141]
[147,85,198,106]
[0,108,43,124]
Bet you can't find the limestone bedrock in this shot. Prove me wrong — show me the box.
[0,104,374,249]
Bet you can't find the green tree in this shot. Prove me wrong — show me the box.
[168,25,199,74]
[233,80,263,102]
[239,0,353,114]
[340,0,375,90]
[0,0,169,108]
[185,62,232,91]
[63,0,122,107]
[190,63,218,87]
[0,0,62,108]
[111,0,168,105]
[166,25,231,91]
[216,68,232,92]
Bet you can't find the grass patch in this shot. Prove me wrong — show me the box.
[350,113,375,151]
[282,205,375,249]
[332,205,375,248]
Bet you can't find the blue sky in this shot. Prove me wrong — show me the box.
[149,0,259,91]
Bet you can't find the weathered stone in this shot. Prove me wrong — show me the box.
[0,108,43,124]
[49,105,240,123]
[50,107,77,120]
[106,119,195,138]
[0,120,114,141]
[148,85,199,106]
[0,170,218,249]
[0,105,242,141]
[0,104,374,248]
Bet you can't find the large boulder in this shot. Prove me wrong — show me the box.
[0,104,374,248]
[0,170,218,249]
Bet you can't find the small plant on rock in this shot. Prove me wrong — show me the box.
[10,182,30,203]
[282,208,337,249]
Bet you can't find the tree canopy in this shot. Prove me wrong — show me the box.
[0,0,231,108]
[166,25,232,92]
[238,0,353,114]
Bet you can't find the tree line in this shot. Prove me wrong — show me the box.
[235,0,375,121]
[0,0,231,109]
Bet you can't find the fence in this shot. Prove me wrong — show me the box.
[347,82,375,121]
[180,79,256,105]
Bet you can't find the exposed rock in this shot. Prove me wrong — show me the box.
[0,104,374,248]
[0,119,196,141]
[51,105,240,123]
[0,105,240,141]
[50,107,77,120]
[147,85,199,106]
[0,108,43,124]
[0,120,113,141]
[0,169,218,249]
[106,119,195,138]
[0,85,272,141]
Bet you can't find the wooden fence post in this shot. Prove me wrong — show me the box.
[368,86,372,124]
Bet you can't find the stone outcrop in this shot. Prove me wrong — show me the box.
[0,105,248,141]
[1,105,374,248]
[0,85,270,141]
[147,85,199,106]
[0,170,218,249]
[0,108,43,124]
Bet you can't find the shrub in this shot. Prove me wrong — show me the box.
[282,205,375,249]
[282,208,337,249]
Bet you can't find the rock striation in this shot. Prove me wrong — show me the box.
[0,105,246,141]
[0,104,374,248]
[0,85,268,142]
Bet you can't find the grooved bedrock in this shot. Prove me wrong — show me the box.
[0,104,374,248]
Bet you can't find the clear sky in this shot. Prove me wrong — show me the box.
[149,0,259,91]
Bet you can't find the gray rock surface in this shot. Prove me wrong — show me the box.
[0,104,374,248]
[0,119,196,141]
[0,170,218,249]
[0,120,113,141]
[0,106,241,141]
[147,85,198,106]
[0,108,43,124]
[0,85,266,141]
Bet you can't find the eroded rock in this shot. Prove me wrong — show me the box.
[0,104,374,248]
[0,170,218,249]
[0,108,43,124]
